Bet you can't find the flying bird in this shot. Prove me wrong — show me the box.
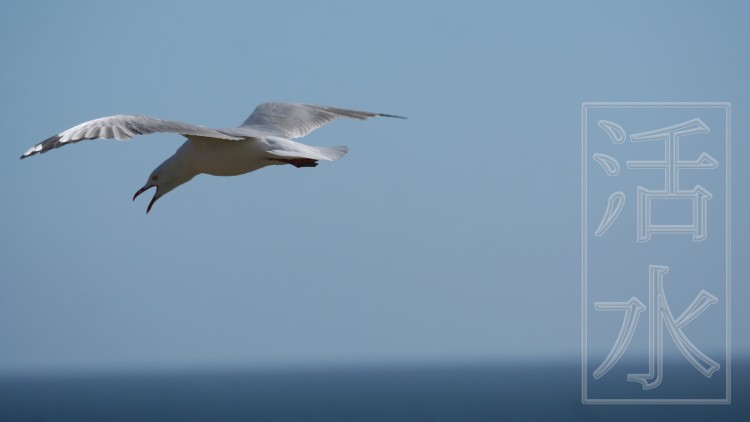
[21,103,405,213]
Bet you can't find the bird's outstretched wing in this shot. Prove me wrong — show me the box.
[238,103,405,139]
[20,115,243,159]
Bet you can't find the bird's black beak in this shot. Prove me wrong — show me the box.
[133,185,158,214]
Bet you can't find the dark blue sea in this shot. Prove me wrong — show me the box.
[1,360,746,421]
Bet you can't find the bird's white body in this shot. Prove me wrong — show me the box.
[177,137,280,177]
[21,102,403,212]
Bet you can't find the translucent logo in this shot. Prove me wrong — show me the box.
[582,103,731,404]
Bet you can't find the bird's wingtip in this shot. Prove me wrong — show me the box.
[379,113,407,120]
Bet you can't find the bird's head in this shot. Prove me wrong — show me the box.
[133,158,195,213]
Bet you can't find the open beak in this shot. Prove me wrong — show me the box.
[133,185,158,214]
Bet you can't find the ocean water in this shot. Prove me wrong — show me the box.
[1,360,746,421]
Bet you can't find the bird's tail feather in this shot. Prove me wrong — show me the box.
[314,146,348,161]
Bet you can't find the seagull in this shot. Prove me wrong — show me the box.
[21,102,404,213]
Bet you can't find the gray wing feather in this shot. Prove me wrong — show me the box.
[238,103,405,139]
[21,115,242,159]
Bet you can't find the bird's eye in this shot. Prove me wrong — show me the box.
[151,175,158,182]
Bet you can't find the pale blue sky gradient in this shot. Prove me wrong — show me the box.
[1,0,748,374]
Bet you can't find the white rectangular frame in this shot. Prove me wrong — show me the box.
[581,102,731,404]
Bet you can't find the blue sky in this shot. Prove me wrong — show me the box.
[0,1,748,374]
